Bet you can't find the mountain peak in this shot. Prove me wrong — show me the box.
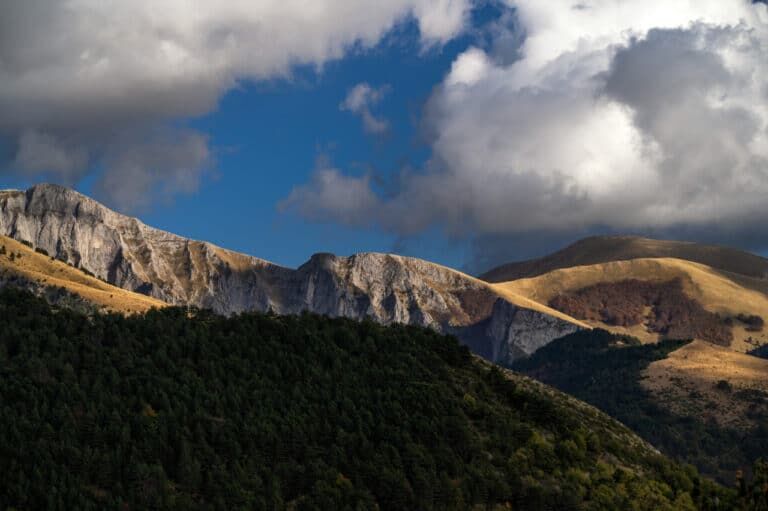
[0,183,581,365]
[481,235,768,283]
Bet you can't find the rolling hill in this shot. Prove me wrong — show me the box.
[481,235,768,284]
[487,237,768,485]
[495,257,768,352]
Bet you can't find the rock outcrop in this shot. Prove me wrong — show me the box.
[0,184,580,363]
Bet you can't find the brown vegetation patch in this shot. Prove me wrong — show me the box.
[549,278,733,346]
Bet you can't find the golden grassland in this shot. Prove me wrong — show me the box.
[0,235,166,314]
[493,253,768,427]
[496,257,768,351]
[642,340,768,428]
[482,235,768,283]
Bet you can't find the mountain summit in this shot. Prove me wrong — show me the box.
[0,184,580,364]
[481,235,768,283]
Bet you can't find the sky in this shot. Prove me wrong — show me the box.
[2,1,768,273]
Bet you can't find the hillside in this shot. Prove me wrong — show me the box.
[0,184,583,364]
[481,235,768,284]
[0,287,735,510]
[512,329,768,486]
[643,340,768,429]
[0,235,165,314]
[496,257,768,352]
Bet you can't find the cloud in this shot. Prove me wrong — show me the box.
[13,130,88,180]
[287,0,768,254]
[340,83,391,135]
[94,130,212,212]
[0,0,471,210]
[279,157,380,226]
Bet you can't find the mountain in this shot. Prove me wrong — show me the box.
[0,287,736,509]
[481,235,768,283]
[0,233,165,314]
[487,236,768,482]
[495,257,768,352]
[0,184,582,364]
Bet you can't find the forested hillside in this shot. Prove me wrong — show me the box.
[513,329,768,487]
[0,288,731,510]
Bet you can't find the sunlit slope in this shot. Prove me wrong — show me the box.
[0,235,166,314]
[482,235,768,286]
[497,257,768,351]
[422,259,590,329]
[642,340,768,429]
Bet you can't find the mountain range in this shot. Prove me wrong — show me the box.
[1,184,583,365]
[4,183,768,497]
[5,184,768,361]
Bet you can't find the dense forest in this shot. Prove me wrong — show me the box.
[0,287,736,510]
[513,329,768,488]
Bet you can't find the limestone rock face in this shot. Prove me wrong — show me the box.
[0,184,579,364]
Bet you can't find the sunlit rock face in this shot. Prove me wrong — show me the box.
[0,184,578,363]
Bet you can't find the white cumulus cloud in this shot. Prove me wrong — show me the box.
[287,0,768,250]
[340,83,391,135]
[0,0,471,210]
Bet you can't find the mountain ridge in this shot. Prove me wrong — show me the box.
[0,183,581,364]
[0,234,165,314]
[481,235,768,283]
[496,256,768,352]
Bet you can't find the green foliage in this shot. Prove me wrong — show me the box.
[513,329,768,488]
[0,290,735,510]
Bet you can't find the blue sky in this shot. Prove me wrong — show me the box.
[161,24,472,269]
[134,24,474,269]
[2,4,494,270]
[3,1,768,272]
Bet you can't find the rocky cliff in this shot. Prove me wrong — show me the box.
[0,184,580,363]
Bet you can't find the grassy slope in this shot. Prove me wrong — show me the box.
[496,257,768,352]
[513,329,768,486]
[481,235,768,284]
[643,340,768,429]
[0,235,166,314]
